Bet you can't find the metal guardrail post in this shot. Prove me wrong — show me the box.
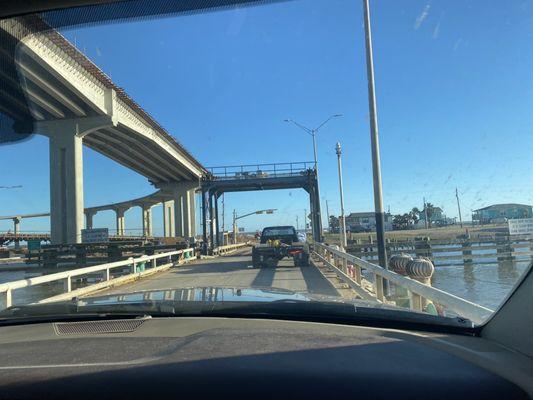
[354,265,362,284]
[410,292,423,311]
[4,289,12,308]
[63,276,71,293]
[374,275,384,302]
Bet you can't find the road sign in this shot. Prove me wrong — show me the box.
[238,227,245,232]
[27,239,41,251]
[81,228,109,243]
[508,218,533,235]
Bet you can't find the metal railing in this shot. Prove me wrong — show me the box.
[213,242,249,255]
[0,248,195,309]
[206,162,315,180]
[313,243,493,324]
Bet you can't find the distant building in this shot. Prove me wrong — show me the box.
[417,206,447,226]
[345,212,393,232]
[472,203,533,224]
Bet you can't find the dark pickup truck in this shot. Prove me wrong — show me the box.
[251,226,310,268]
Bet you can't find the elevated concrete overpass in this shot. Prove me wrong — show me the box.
[0,188,193,239]
[0,16,204,244]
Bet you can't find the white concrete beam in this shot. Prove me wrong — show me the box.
[17,62,87,117]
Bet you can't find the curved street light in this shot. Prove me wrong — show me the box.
[284,114,342,241]
[232,209,276,244]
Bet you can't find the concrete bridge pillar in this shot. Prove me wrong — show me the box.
[35,102,117,244]
[12,217,20,235]
[142,205,153,237]
[48,131,84,244]
[173,186,197,238]
[157,182,198,239]
[12,217,21,249]
[85,210,96,229]
[162,200,175,237]
[115,207,127,236]
[188,189,196,237]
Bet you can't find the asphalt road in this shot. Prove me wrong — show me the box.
[94,249,339,297]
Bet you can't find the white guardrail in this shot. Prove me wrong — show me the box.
[313,243,493,324]
[0,248,196,309]
[213,242,249,255]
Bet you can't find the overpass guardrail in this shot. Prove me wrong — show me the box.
[312,242,493,324]
[0,248,196,310]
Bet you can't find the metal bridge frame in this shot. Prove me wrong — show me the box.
[200,162,323,254]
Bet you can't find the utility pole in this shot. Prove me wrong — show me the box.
[335,142,347,248]
[221,193,225,230]
[423,197,428,229]
[363,0,388,273]
[304,208,307,233]
[325,199,330,232]
[296,215,299,231]
[455,188,463,228]
[232,209,237,244]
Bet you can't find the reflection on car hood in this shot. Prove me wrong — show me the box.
[82,286,392,310]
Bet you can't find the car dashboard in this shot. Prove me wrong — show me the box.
[0,316,531,399]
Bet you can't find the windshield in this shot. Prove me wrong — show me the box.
[0,0,531,329]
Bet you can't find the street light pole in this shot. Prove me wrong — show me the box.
[233,209,276,244]
[363,0,388,273]
[335,142,347,248]
[325,199,330,232]
[285,114,342,241]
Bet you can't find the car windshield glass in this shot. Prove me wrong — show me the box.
[0,0,531,329]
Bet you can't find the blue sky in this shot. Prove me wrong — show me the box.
[1,0,532,234]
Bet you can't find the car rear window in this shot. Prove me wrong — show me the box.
[263,228,295,236]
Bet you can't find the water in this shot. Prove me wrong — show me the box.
[431,260,530,310]
[0,266,65,309]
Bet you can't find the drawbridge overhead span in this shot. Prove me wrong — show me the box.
[200,162,323,253]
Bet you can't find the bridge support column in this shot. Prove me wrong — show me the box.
[162,200,175,237]
[214,193,220,247]
[36,106,118,244]
[174,194,184,238]
[49,132,84,244]
[157,182,198,239]
[85,210,96,229]
[115,208,127,236]
[188,189,196,238]
[172,186,196,239]
[12,217,20,249]
[142,205,153,237]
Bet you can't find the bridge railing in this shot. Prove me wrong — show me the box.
[0,248,195,310]
[312,243,493,324]
[207,161,315,180]
[213,242,249,255]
